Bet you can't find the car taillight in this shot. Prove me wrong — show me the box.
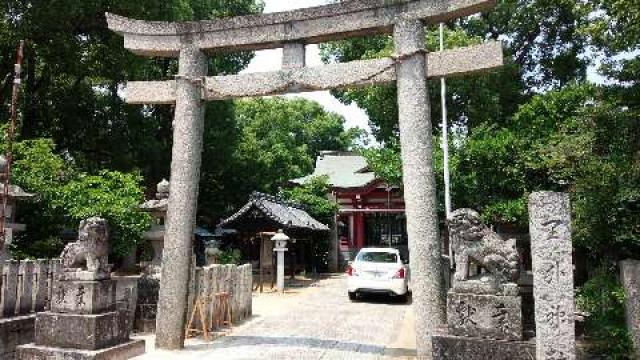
[346,265,358,276]
[393,268,405,279]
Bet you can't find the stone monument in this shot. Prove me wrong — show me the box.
[620,259,640,357]
[432,209,535,359]
[529,192,576,360]
[107,0,505,353]
[18,217,145,360]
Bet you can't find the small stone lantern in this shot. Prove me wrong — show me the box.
[139,179,170,275]
[272,229,290,293]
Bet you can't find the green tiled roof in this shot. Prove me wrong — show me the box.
[291,151,377,190]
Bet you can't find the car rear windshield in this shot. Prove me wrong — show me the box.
[356,252,398,263]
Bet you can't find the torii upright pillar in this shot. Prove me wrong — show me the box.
[395,19,446,357]
[155,46,207,349]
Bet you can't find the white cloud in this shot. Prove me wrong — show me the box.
[243,0,372,138]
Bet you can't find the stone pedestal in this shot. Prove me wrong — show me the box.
[50,279,116,314]
[447,292,523,341]
[433,292,528,360]
[0,315,35,360]
[18,277,144,360]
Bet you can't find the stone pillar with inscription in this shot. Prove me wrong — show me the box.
[432,209,535,360]
[18,218,145,360]
[620,259,640,356]
[529,192,576,360]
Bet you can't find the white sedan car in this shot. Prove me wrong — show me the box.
[347,248,410,302]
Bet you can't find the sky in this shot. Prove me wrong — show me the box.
[243,0,371,135]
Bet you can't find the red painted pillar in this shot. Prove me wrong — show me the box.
[355,213,366,249]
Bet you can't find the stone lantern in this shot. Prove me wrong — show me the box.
[272,229,290,293]
[139,179,169,275]
[0,155,35,261]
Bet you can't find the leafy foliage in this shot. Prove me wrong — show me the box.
[5,138,149,260]
[282,176,339,271]
[53,171,150,256]
[217,248,243,265]
[321,27,523,142]
[577,266,633,358]
[227,97,359,204]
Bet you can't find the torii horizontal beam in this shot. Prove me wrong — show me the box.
[106,0,495,57]
[126,41,502,104]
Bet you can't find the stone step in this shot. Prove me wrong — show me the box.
[34,311,129,350]
[18,338,145,360]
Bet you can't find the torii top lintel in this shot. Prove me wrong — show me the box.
[106,0,496,57]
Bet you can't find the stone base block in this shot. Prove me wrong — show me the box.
[51,280,116,314]
[35,311,129,350]
[0,315,35,360]
[18,339,145,360]
[447,291,522,340]
[59,269,112,282]
[432,334,535,360]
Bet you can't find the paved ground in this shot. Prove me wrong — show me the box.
[133,274,416,359]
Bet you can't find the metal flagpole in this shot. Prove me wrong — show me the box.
[440,24,454,269]
[440,24,452,219]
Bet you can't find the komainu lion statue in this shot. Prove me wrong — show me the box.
[60,217,109,273]
[449,209,520,285]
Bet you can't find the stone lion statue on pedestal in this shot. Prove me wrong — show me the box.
[449,209,520,293]
[60,217,109,274]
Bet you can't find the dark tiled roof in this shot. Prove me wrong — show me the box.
[220,192,329,233]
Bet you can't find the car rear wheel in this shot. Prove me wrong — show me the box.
[348,291,358,301]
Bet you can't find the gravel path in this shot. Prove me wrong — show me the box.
[134,275,413,360]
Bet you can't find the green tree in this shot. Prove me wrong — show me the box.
[281,175,339,271]
[321,26,524,142]
[229,97,359,203]
[0,0,263,186]
[5,137,150,261]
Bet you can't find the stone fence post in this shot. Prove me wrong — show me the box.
[620,259,640,357]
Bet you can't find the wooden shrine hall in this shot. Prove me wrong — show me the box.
[219,192,329,291]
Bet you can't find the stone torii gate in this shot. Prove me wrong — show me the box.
[107,0,503,356]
